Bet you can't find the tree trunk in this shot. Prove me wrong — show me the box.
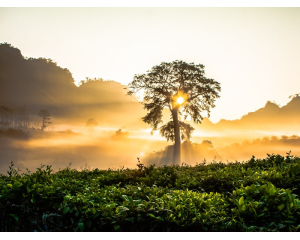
[171,108,181,165]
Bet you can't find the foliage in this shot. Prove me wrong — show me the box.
[1,153,300,231]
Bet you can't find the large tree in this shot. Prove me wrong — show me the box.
[127,60,221,164]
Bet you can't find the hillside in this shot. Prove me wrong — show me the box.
[0,43,146,128]
[193,97,300,135]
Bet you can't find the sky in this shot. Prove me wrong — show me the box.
[1,7,300,123]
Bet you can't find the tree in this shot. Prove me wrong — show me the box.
[127,60,221,164]
[38,109,52,131]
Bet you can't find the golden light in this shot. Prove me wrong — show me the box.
[140,151,145,157]
[177,97,184,104]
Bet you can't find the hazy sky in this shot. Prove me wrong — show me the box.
[1,7,300,123]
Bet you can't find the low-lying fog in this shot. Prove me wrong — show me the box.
[1,124,300,175]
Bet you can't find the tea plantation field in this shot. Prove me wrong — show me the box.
[1,153,300,232]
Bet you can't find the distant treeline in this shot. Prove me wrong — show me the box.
[0,105,40,130]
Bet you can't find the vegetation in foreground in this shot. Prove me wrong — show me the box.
[1,153,300,232]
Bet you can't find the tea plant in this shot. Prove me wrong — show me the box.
[1,153,300,231]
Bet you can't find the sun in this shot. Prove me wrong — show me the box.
[177,97,184,104]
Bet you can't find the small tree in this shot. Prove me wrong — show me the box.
[38,109,51,131]
[127,60,221,164]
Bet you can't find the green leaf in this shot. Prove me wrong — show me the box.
[278,204,284,211]
[9,214,19,221]
[114,225,120,231]
[63,207,70,214]
[238,196,244,205]
[122,195,130,202]
[78,222,84,232]
[269,185,276,196]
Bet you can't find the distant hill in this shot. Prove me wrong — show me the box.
[0,43,146,128]
[193,97,300,135]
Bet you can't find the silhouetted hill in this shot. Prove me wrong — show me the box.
[194,97,300,134]
[0,43,76,111]
[0,43,146,128]
[280,96,300,122]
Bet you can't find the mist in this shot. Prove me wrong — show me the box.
[217,134,300,162]
[0,128,169,174]
[2,126,300,175]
